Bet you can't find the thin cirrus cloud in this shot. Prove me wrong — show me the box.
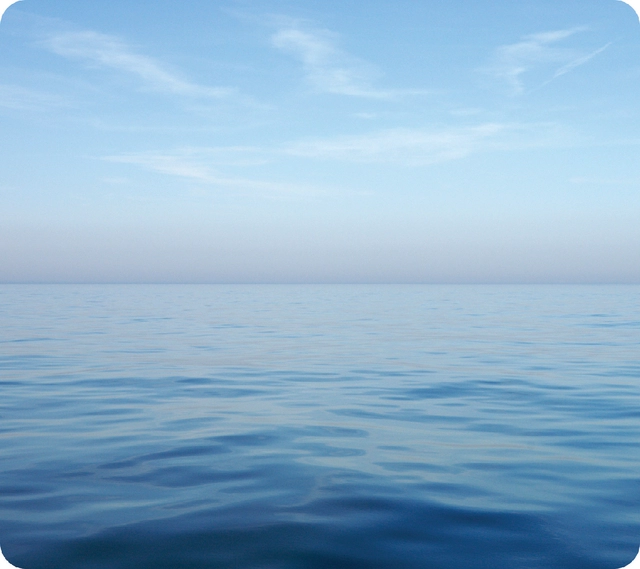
[283,125,507,165]
[105,127,507,185]
[106,121,575,185]
[0,83,68,111]
[271,25,425,99]
[43,30,232,98]
[483,28,609,95]
[282,122,573,166]
[105,150,321,198]
[550,43,611,80]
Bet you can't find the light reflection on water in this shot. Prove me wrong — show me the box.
[0,285,639,568]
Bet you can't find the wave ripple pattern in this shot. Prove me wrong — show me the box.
[0,285,639,569]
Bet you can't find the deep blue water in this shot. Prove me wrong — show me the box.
[0,285,639,569]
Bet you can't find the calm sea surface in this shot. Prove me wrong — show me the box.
[0,285,639,569]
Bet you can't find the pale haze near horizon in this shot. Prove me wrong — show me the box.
[0,0,639,283]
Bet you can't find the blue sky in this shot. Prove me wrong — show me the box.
[1,0,639,283]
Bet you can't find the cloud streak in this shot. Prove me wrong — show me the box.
[484,28,609,94]
[551,43,611,80]
[44,31,232,98]
[271,25,425,99]
[0,84,68,111]
[105,150,320,198]
[284,125,506,165]
[105,120,574,188]
[282,122,572,166]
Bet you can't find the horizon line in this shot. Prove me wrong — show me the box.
[1,281,638,286]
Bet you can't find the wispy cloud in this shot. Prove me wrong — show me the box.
[43,31,232,98]
[283,124,512,165]
[550,43,611,80]
[271,25,425,99]
[106,121,575,183]
[483,28,609,95]
[105,149,320,198]
[0,84,68,111]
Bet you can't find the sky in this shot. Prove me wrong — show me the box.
[0,0,639,283]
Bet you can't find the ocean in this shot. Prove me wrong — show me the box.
[0,284,638,569]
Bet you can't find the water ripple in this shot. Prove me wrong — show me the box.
[1,285,639,568]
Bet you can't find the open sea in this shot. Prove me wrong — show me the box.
[0,284,639,569]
